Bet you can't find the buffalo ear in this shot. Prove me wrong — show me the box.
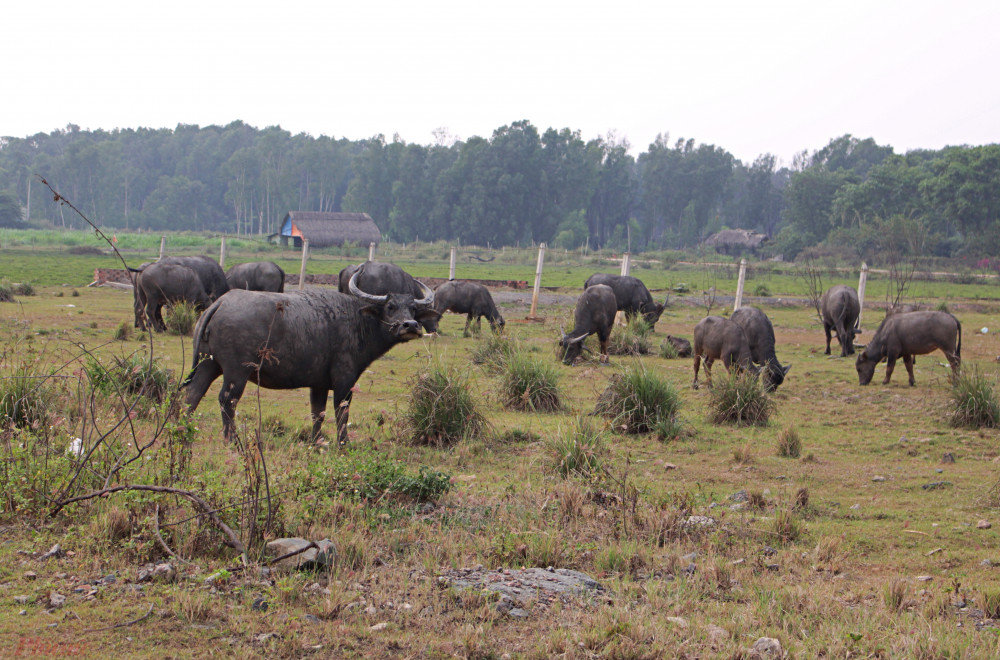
[858,350,867,361]
[416,308,442,323]
[359,305,381,318]
[782,364,792,375]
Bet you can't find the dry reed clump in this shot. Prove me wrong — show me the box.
[499,352,561,412]
[595,362,681,435]
[708,370,775,427]
[470,331,519,374]
[607,316,652,356]
[950,368,1000,428]
[405,365,486,446]
[164,301,199,336]
[776,425,802,457]
[548,417,606,478]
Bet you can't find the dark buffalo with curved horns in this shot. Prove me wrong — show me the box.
[182,266,441,444]
[433,281,504,336]
[691,316,758,389]
[558,284,617,365]
[137,261,211,332]
[820,285,861,357]
[730,306,791,391]
[856,311,961,386]
[583,273,665,328]
[226,261,285,292]
[132,256,229,329]
[338,262,438,333]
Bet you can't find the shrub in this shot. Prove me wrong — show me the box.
[776,426,802,458]
[659,340,679,359]
[405,365,486,446]
[549,417,605,478]
[752,284,771,297]
[114,320,132,341]
[500,352,561,412]
[470,332,518,374]
[607,316,652,356]
[0,362,53,430]
[84,352,171,403]
[0,280,15,303]
[595,363,681,434]
[164,301,199,336]
[708,370,775,426]
[950,368,1000,428]
[11,282,35,296]
[295,445,452,503]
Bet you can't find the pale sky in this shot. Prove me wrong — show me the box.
[5,0,998,165]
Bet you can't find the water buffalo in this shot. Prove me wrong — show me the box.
[666,335,692,358]
[559,284,617,365]
[856,311,961,386]
[226,261,285,292]
[138,262,211,332]
[584,273,665,327]
[337,262,438,333]
[821,285,861,357]
[182,267,441,444]
[433,280,505,336]
[132,256,229,329]
[731,306,791,391]
[691,316,758,389]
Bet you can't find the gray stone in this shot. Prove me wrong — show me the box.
[443,567,604,607]
[684,515,716,528]
[942,452,955,464]
[39,544,64,561]
[762,546,777,557]
[507,607,530,618]
[752,636,783,656]
[48,592,66,609]
[731,490,749,502]
[14,595,30,605]
[266,537,336,570]
[922,481,953,491]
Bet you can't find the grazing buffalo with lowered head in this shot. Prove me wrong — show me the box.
[821,285,861,357]
[137,262,211,332]
[433,280,504,336]
[559,284,617,365]
[856,311,961,386]
[131,256,229,329]
[226,261,285,292]
[182,266,441,444]
[584,273,665,328]
[730,306,791,391]
[692,316,758,389]
[337,262,438,333]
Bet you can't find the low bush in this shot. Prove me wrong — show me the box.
[549,417,605,478]
[164,301,199,336]
[607,316,652,356]
[405,365,486,446]
[950,368,1000,428]
[776,425,802,457]
[84,352,171,403]
[708,370,775,427]
[0,359,54,431]
[470,331,518,374]
[658,340,679,359]
[595,362,681,434]
[500,352,561,412]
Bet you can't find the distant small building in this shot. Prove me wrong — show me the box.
[273,212,381,248]
[702,228,768,256]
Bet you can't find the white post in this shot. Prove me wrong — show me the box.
[219,236,226,269]
[158,236,166,260]
[298,239,310,290]
[734,258,748,311]
[857,262,868,327]
[449,246,457,280]
[528,243,546,319]
[620,252,631,277]
[368,241,376,262]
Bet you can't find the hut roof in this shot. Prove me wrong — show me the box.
[703,228,768,250]
[280,212,382,248]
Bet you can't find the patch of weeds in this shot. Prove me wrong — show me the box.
[883,578,907,613]
[752,284,771,297]
[500,352,561,412]
[936,301,950,313]
[405,364,486,446]
[493,428,539,444]
[658,339,679,359]
[470,332,518,374]
[980,588,1000,619]
[595,362,681,434]
[549,417,606,479]
[607,316,652,356]
[0,281,14,303]
[776,425,802,458]
[84,352,171,403]
[164,301,199,336]
[772,509,803,544]
[11,281,35,296]
[0,361,53,431]
[708,370,775,427]
[950,368,1000,428]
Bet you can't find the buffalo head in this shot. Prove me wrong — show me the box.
[855,350,878,385]
[558,328,588,365]
[349,268,440,341]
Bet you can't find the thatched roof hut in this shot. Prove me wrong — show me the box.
[275,212,381,248]
[702,228,768,255]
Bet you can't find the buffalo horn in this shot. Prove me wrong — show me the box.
[348,268,388,303]
[414,279,434,306]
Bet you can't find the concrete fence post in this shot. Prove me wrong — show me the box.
[368,242,376,262]
[449,246,457,280]
[298,239,310,290]
[219,236,226,269]
[734,258,747,311]
[857,262,869,327]
[528,243,547,319]
[158,236,166,260]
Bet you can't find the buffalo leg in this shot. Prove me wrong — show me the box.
[145,300,163,332]
[309,387,330,442]
[824,324,832,355]
[692,354,702,389]
[183,359,222,412]
[882,355,898,385]
[463,316,472,337]
[218,376,247,441]
[946,351,961,382]
[903,354,916,386]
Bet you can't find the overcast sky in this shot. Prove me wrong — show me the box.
[5,0,998,165]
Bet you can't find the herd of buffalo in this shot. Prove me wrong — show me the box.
[126,257,964,443]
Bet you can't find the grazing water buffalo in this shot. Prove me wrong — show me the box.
[182,267,441,444]
[691,316,758,389]
[856,311,961,386]
[132,256,229,329]
[137,262,211,332]
[433,281,504,336]
[559,284,617,365]
[226,261,285,292]
[821,285,861,357]
[666,335,692,358]
[730,306,791,391]
[584,273,665,327]
[337,262,438,333]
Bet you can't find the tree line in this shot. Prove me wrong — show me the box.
[0,121,997,259]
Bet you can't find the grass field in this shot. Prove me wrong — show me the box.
[1,238,1000,658]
